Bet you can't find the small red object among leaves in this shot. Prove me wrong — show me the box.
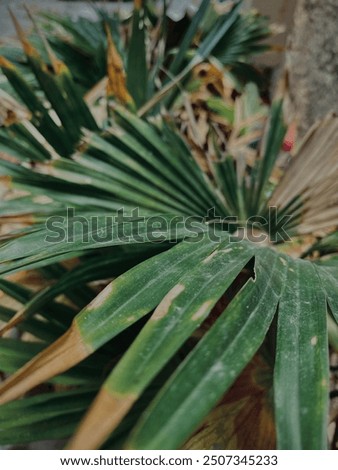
[282,121,297,152]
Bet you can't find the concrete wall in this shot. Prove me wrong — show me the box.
[286,0,338,132]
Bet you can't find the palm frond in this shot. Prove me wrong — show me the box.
[0,2,337,452]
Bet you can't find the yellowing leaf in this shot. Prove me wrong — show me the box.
[8,9,39,59]
[134,0,143,9]
[105,24,134,106]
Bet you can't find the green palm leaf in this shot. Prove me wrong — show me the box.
[0,1,337,452]
[127,248,287,449]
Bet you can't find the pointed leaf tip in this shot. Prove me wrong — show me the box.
[8,7,38,58]
[0,324,91,405]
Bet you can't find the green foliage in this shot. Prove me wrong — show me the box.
[0,1,337,452]
[0,1,270,103]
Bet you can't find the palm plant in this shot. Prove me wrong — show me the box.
[0,0,338,451]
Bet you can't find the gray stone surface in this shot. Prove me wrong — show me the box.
[286,0,338,133]
[0,0,129,38]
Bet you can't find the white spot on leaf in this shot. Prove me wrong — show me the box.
[151,284,185,320]
[202,251,218,264]
[191,301,213,321]
[310,336,318,346]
